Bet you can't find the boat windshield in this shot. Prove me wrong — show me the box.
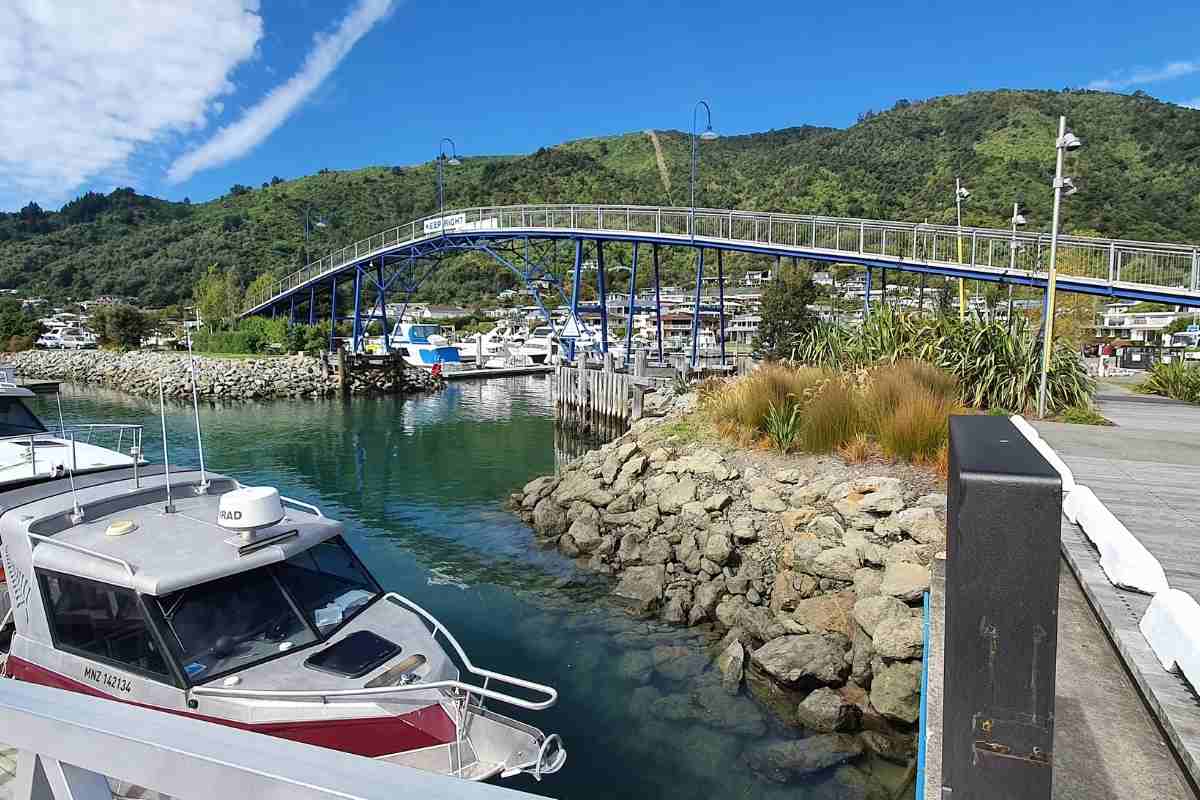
[0,397,47,437]
[407,325,439,343]
[157,537,380,682]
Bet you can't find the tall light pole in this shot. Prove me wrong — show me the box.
[690,101,717,238]
[303,206,327,246]
[436,137,461,223]
[955,178,970,320]
[689,100,717,368]
[1008,200,1027,328]
[1037,116,1083,417]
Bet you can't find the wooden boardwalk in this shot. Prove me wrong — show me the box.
[1035,386,1200,791]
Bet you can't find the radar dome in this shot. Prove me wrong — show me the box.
[218,486,285,531]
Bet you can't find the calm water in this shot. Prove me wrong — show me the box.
[35,378,904,800]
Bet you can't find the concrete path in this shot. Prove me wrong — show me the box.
[1034,386,1200,792]
[925,558,1195,799]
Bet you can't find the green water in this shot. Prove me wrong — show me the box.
[35,379,904,799]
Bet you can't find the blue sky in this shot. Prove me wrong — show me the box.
[2,0,1198,212]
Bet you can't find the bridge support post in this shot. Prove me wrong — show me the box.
[653,244,664,365]
[691,248,706,369]
[377,261,390,354]
[596,240,609,355]
[309,286,316,326]
[717,249,727,365]
[351,266,363,354]
[570,240,584,363]
[624,243,639,368]
[329,277,338,352]
[289,294,296,327]
[864,268,872,319]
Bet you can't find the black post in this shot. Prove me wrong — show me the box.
[943,415,1061,799]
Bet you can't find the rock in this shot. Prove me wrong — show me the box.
[615,649,655,684]
[870,660,922,723]
[811,515,845,540]
[884,541,928,566]
[790,473,845,506]
[691,684,768,735]
[606,493,634,513]
[690,578,727,624]
[652,644,709,681]
[702,492,732,512]
[646,472,676,493]
[853,567,884,598]
[747,587,762,605]
[785,536,824,572]
[614,441,638,463]
[617,532,642,564]
[879,561,930,602]
[566,516,602,553]
[662,590,691,624]
[851,477,905,513]
[736,605,789,645]
[773,468,805,484]
[808,546,861,581]
[859,730,914,765]
[896,506,944,545]
[612,565,666,616]
[792,591,856,637]
[750,633,851,689]
[780,506,819,534]
[714,594,748,628]
[824,765,891,800]
[700,557,722,576]
[583,487,615,507]
[873,616,924,660]
[750,485,788,513]
[717,639,745,694]
[916,492,947,510]
[732,522,758,543]
[795,572,820,599]
[769,570,801,612]
[522,475,557,503]
[658,476,698,513]
[553,472,602,504]
[558,533,580,557]
[833,498,879,531]
[871,513,905,542]
[796,687,863,733]
[850,624,875,685]
[743,735,864,783]
[641,536,673,565]
[703,532,733,566]
[601,454,623,485]
[852,595,911,637]
[531,498,567,537]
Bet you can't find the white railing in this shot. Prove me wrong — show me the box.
[0,678,541,800]
[242,204,1200,315]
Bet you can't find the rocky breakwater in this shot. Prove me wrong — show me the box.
[512,402,946,788]
[3,349,441,399]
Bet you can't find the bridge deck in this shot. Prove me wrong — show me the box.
[1034,387,1200,791]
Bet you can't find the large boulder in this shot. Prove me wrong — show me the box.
[895,506,944,545]
[879,562,930,602]
[792,591,856,637]
[612,565,666,616]
[703,531,733,566]
[736,605,789,645]
[916,492,947,510]
[769,570,802,612]
[870,660,922,723]
[566,516,602,553]
[851,477,905,513]
[873,616,924,660]
[717,638,745,694]
[853,567,883,599]
[750,633,851,690]
[658,476,698,513]
[641,536,673,565]
[784,535,825,572]
[689,577,727,625]
[852,595,911,637]
[750,485,788,513]
[531,498,568,537]
[553,472,602,504]
[796,687,862,733]
[808,546,861,581]
[743,735,864,783]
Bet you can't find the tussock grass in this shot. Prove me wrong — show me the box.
[800,377,863,453]
[703,363,827,434]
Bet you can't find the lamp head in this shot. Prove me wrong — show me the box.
[1059,132,1082,151]
[1059,177,1079,197]
[1013,213,1027,226]
[956,187,971,201]
[699,126,718,141]
[447,157,461,166]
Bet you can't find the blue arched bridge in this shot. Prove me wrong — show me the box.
[241,204,1200,362]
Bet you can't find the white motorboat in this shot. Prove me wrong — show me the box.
[383,323,463,369]
[0,471,566,782]
[0,384,142,488]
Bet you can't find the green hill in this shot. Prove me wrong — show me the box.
[1,89,1198,308]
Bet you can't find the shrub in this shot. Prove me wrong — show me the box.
[764,400,804,453]
[1137,361,1200,403]
[800,377,862,453]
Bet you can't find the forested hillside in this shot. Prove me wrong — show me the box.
[1,89,1198,308]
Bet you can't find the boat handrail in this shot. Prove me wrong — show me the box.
[26,531,136,577]
[280,496,325,518]
[189,592,559,712]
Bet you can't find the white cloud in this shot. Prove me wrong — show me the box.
[1088,60,1200,90]
[1182,98,1200,110]
[0,0,262,207]
[167,0,396,184]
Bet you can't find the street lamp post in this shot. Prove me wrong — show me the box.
[436,137,461,224]
[955,178,970,320]
[1008,200,1027,328]
[689,100,717,369]
[303,206,327,246]
[1037,115,1082,417]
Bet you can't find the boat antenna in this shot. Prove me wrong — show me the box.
[66,432,84,525]
[185,327,209,494]
[55,392,66,435]
[158,377,176,514]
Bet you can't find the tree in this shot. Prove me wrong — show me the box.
[193,266,239,330]
[245,271,277,307]
[91,305,151,349]
[229,184,251,197]
[0,298,41,351]
[754,271,819,360]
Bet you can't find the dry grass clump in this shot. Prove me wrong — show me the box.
[704,359,960,469]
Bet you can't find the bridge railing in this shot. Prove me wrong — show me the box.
[244,204,1200,315]
[0,677,540,800]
